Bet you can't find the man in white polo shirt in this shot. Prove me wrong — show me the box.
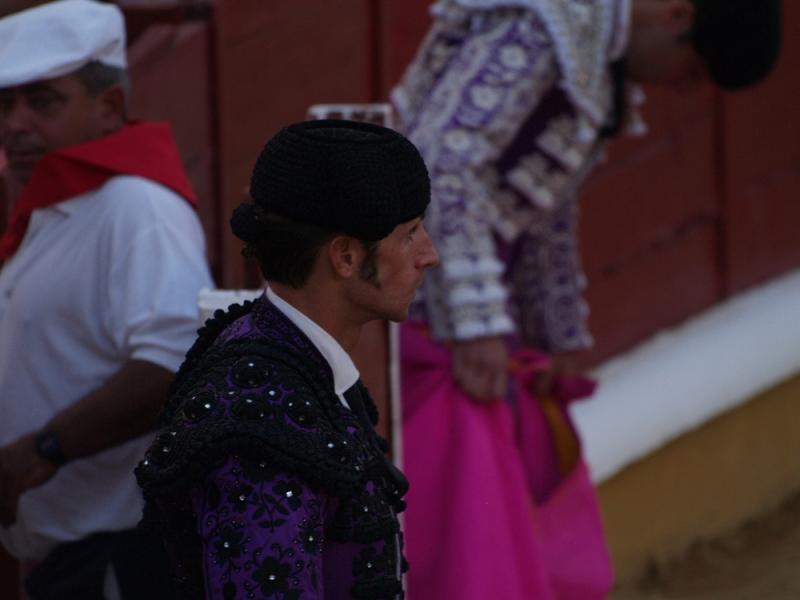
[0,1,212,597]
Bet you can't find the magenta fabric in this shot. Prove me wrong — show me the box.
[515,352,614,600]
[400,322,613,600]
[514,349,596,502]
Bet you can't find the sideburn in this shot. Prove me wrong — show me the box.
[359,241,381,289]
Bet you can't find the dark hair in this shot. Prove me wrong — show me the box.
[231,203,383,289]
[690,0,780,90]
[233,207,335,289]
[74,60,130,96]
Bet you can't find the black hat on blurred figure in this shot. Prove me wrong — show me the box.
[692,0,781,90]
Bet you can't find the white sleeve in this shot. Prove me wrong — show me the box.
[104,178,214,373]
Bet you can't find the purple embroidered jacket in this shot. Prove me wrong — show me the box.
[392,0,640,352]
[137,298,407,599]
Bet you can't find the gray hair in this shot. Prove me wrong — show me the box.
[74,60,130,97]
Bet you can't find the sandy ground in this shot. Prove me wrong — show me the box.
[610,493,800,600]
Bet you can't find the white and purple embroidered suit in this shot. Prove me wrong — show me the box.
[392,0,644,351]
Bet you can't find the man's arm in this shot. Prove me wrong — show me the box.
[0,359,172,526]
[0,1,38,18]
[0,181,211,525]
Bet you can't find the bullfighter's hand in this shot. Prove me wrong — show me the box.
[451,335,509,402]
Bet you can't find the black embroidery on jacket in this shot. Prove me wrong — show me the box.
[136,297,407,599]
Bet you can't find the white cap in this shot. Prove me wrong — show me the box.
[0,0,126,89]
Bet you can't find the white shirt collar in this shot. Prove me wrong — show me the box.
[266,287,359,408]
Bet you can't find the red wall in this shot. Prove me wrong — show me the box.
[581,1,800,362]
[721,3,800,294]
[212,0,380,286]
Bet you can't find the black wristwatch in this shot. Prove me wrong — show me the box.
[34,429,68,466]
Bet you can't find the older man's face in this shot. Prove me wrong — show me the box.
[0,73,109,185]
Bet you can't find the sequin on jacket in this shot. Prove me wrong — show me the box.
[136,298,408,599]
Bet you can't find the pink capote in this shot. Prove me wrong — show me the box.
[400,322,613,600]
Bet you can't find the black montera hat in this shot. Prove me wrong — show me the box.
[245,119,430,241]
[692,0,781,90]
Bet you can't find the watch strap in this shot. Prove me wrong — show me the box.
[34,429,68,466]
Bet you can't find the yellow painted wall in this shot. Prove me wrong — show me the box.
[598,374,800,583]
